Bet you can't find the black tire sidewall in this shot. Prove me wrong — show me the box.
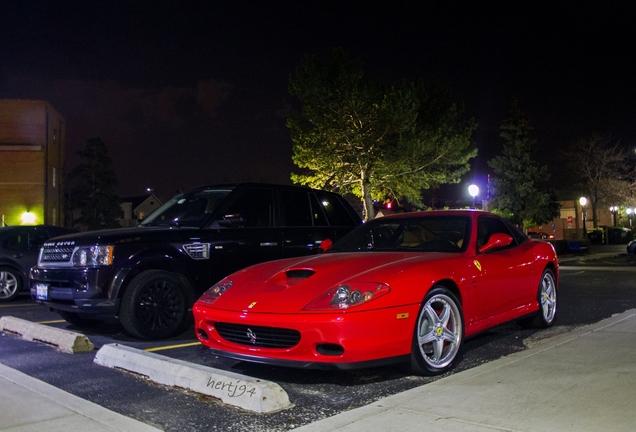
[120,270,189,340]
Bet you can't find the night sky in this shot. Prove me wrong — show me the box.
[1,2,634,201]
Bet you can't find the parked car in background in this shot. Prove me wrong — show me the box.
[607,227,633,245]
[30,183,362,340]
[527,231,554,240]
[0,225,77,302]
[193,210,559,375]
[626,239,636,254]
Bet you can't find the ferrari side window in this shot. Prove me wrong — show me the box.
[477,216,519,252]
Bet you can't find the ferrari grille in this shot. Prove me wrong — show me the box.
[215,322,300,348]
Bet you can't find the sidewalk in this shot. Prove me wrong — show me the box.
[0,362,161,431]
[1,244,632,432]
[294,309,636,432]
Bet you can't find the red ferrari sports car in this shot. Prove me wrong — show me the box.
[193,210,558,375]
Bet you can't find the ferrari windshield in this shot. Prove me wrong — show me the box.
[140,188,233,228]
[329,215,470,253]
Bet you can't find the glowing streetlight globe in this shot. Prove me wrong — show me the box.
[468,184,479,198]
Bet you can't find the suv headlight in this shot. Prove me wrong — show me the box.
[71,245,114,267]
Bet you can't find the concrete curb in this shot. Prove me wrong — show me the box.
[0,316,94,353]
[94,343,293,413]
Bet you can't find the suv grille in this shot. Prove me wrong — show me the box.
[215,322,300,348]
[40,245,74,263]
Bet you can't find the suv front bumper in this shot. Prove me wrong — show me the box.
[29,266,125,318]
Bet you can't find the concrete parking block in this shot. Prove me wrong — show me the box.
[94,343,293,413]
[0,316,94,353]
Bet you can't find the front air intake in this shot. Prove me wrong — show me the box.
[285,269,315,279]
[215,322,300,348]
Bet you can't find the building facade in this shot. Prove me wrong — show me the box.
[0,100,66,226]
[119,194,163,227]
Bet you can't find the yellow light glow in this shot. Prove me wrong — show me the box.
[20,211,37,225]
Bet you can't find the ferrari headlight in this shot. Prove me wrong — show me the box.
[304,282,390,310]
[71,245,114,267]
[197,279,234,305]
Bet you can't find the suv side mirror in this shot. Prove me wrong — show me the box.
[478,233,513,253]
[218,213,245,227]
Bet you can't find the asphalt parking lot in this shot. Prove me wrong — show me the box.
[1,246,635,431]
[1,292,546,431]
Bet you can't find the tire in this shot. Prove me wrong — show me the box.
[119,270,191,340]
[0,267,22,302]
[58,310,105,327]
[533,268,558,327]
[517,268,557,328]
[410,286,464,376]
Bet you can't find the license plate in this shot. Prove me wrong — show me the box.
[35,283,49,300]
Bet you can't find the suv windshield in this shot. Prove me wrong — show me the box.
[140,188,233,228]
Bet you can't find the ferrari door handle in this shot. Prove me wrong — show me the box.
[260,242,278,247]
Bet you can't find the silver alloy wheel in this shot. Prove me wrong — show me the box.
[0,270,19,300]
[416,292,462,370]
[539,270,557,324]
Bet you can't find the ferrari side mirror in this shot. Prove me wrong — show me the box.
[320,238,333,252]
[478,233,513,254]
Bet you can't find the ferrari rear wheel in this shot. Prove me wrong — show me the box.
[410,286,463,376]
[534,268,557,328]
[517,268,557,329]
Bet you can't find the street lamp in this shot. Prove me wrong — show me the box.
[610,206,619,227]
[579,197,588,239]
[468,184,479,209]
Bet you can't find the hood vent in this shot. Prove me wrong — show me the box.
[285,269,315,279]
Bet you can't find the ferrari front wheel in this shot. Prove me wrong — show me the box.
[410,286,463,376]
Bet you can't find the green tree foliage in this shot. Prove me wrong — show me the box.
[66,138,121,230]
[562,134,630,228]
[288,48,477,220]
[488,101,560,228]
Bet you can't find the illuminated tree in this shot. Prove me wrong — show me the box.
[66,138,121,230]
[562,133,630,228]
[488,101,560,227]
[288,48,477,220]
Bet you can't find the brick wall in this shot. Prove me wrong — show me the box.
[0,99,66,226]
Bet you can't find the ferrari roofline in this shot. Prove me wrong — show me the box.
[373,209,497,220]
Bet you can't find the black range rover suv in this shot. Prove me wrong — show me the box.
[30,183,361,339]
